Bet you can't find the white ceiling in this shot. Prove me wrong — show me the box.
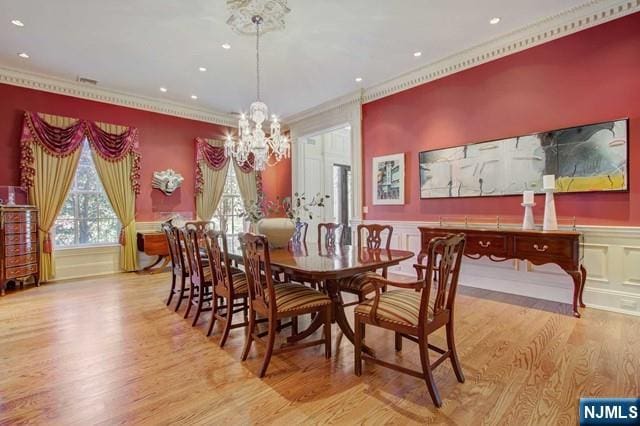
[0,0,588,118]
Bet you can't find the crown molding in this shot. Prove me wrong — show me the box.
[283,90,363,126]
[0,66,237,127]
[363,0,640,103]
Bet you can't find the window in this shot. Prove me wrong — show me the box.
[54,141,120,247]
[211,166,245,237]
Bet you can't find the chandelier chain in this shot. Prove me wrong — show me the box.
[256,18,261,101]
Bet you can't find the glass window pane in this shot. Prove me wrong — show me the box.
[99,194,117,218]
[98,219,120,243]
[58,194,76,219]
[78,219,99,244]
[54,220,76,246]
[77,193,100,219]
[74,165,99,191]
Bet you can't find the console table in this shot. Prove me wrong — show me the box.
[417,226,586,317]
[136,231,170,274]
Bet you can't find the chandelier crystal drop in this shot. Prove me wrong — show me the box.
[224,12,290,172]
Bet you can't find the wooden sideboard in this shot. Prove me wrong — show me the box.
[1,205,40,296]
[136,231,170,274]
[417,226,586,317]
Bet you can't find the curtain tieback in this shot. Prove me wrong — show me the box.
[38,226,52,254]
[119,221,134,246]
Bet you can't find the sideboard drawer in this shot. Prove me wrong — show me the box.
[5,263,38,279]
[4,222,37,235]
[5,232,37,245]
[514,236,574,260]
[6,253,38,268]
[466,234,510,257]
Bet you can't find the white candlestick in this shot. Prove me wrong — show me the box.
[523,190,534,205]
[543,174,556,190]
[521,202,535,230]
[543,189,558,231]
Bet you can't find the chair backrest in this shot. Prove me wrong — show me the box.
[183,227,208,286]
[421,233,466,322]
[291,221,308,244]
[185,221,216,235]
[357,224,393,250]
[317,223,344,249]
[238,233,276,316]
[161,221,180,271]
[204,229,234,295]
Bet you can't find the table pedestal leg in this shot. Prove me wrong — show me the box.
[141,256,170,274]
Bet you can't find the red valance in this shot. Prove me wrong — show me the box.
[195,137,257,194]
[20,112,141,195]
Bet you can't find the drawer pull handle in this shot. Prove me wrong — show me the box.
[478,241,491,248]
[533,244,549,252]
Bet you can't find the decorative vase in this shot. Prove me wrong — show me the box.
[255,218,296,248]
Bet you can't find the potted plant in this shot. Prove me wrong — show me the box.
[242,193,329,248]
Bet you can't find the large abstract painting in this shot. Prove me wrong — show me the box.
[419,119,628,199]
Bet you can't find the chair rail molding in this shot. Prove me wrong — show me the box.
[0,66,237,127]
[352,219,640,317]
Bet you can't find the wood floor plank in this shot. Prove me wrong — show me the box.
[1,272,639,424]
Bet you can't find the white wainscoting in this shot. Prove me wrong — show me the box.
[352,219,640,317]
[51,221,163,282]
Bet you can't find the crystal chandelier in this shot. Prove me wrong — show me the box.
[224,13,290,171]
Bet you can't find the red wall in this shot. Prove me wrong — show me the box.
[0,84,291,221]
[363,12,640,226]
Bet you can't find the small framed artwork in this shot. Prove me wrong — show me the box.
[373,153,405,205]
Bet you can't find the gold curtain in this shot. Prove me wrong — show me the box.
[90,122,138,271]
[29,143,81,282]
[196,139,229,220]
[233,162,259,208]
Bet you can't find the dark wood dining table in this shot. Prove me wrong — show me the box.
[226,242,414,354]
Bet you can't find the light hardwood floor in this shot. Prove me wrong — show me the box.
[1,272,638,425]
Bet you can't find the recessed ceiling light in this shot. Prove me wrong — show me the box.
[198,66,207,72]
[489,17,501,25]
[11,19,24,27]
[159,87,167,92]
[221,43,231,50]
[191,95,198,100]
[355,77,363,83]
[413,51,422,57]
[17,52,29,59]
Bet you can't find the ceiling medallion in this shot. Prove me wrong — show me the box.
[226,0,290,35]
[224,1,290,172]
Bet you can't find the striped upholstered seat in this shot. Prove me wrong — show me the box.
[355,290,434,327]
[204,267,247,291]
[271,283,332,313]
[338,271,380,295]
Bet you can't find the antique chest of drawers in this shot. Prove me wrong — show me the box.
[1,205,40,295]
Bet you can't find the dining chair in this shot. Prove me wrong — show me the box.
[182,227,214,326]
[317,223,344,249]
[161,221,190,311]
[353,233,466,407]
[203,229,250,347]
[339,224,394,306]
[239,232,332,378]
